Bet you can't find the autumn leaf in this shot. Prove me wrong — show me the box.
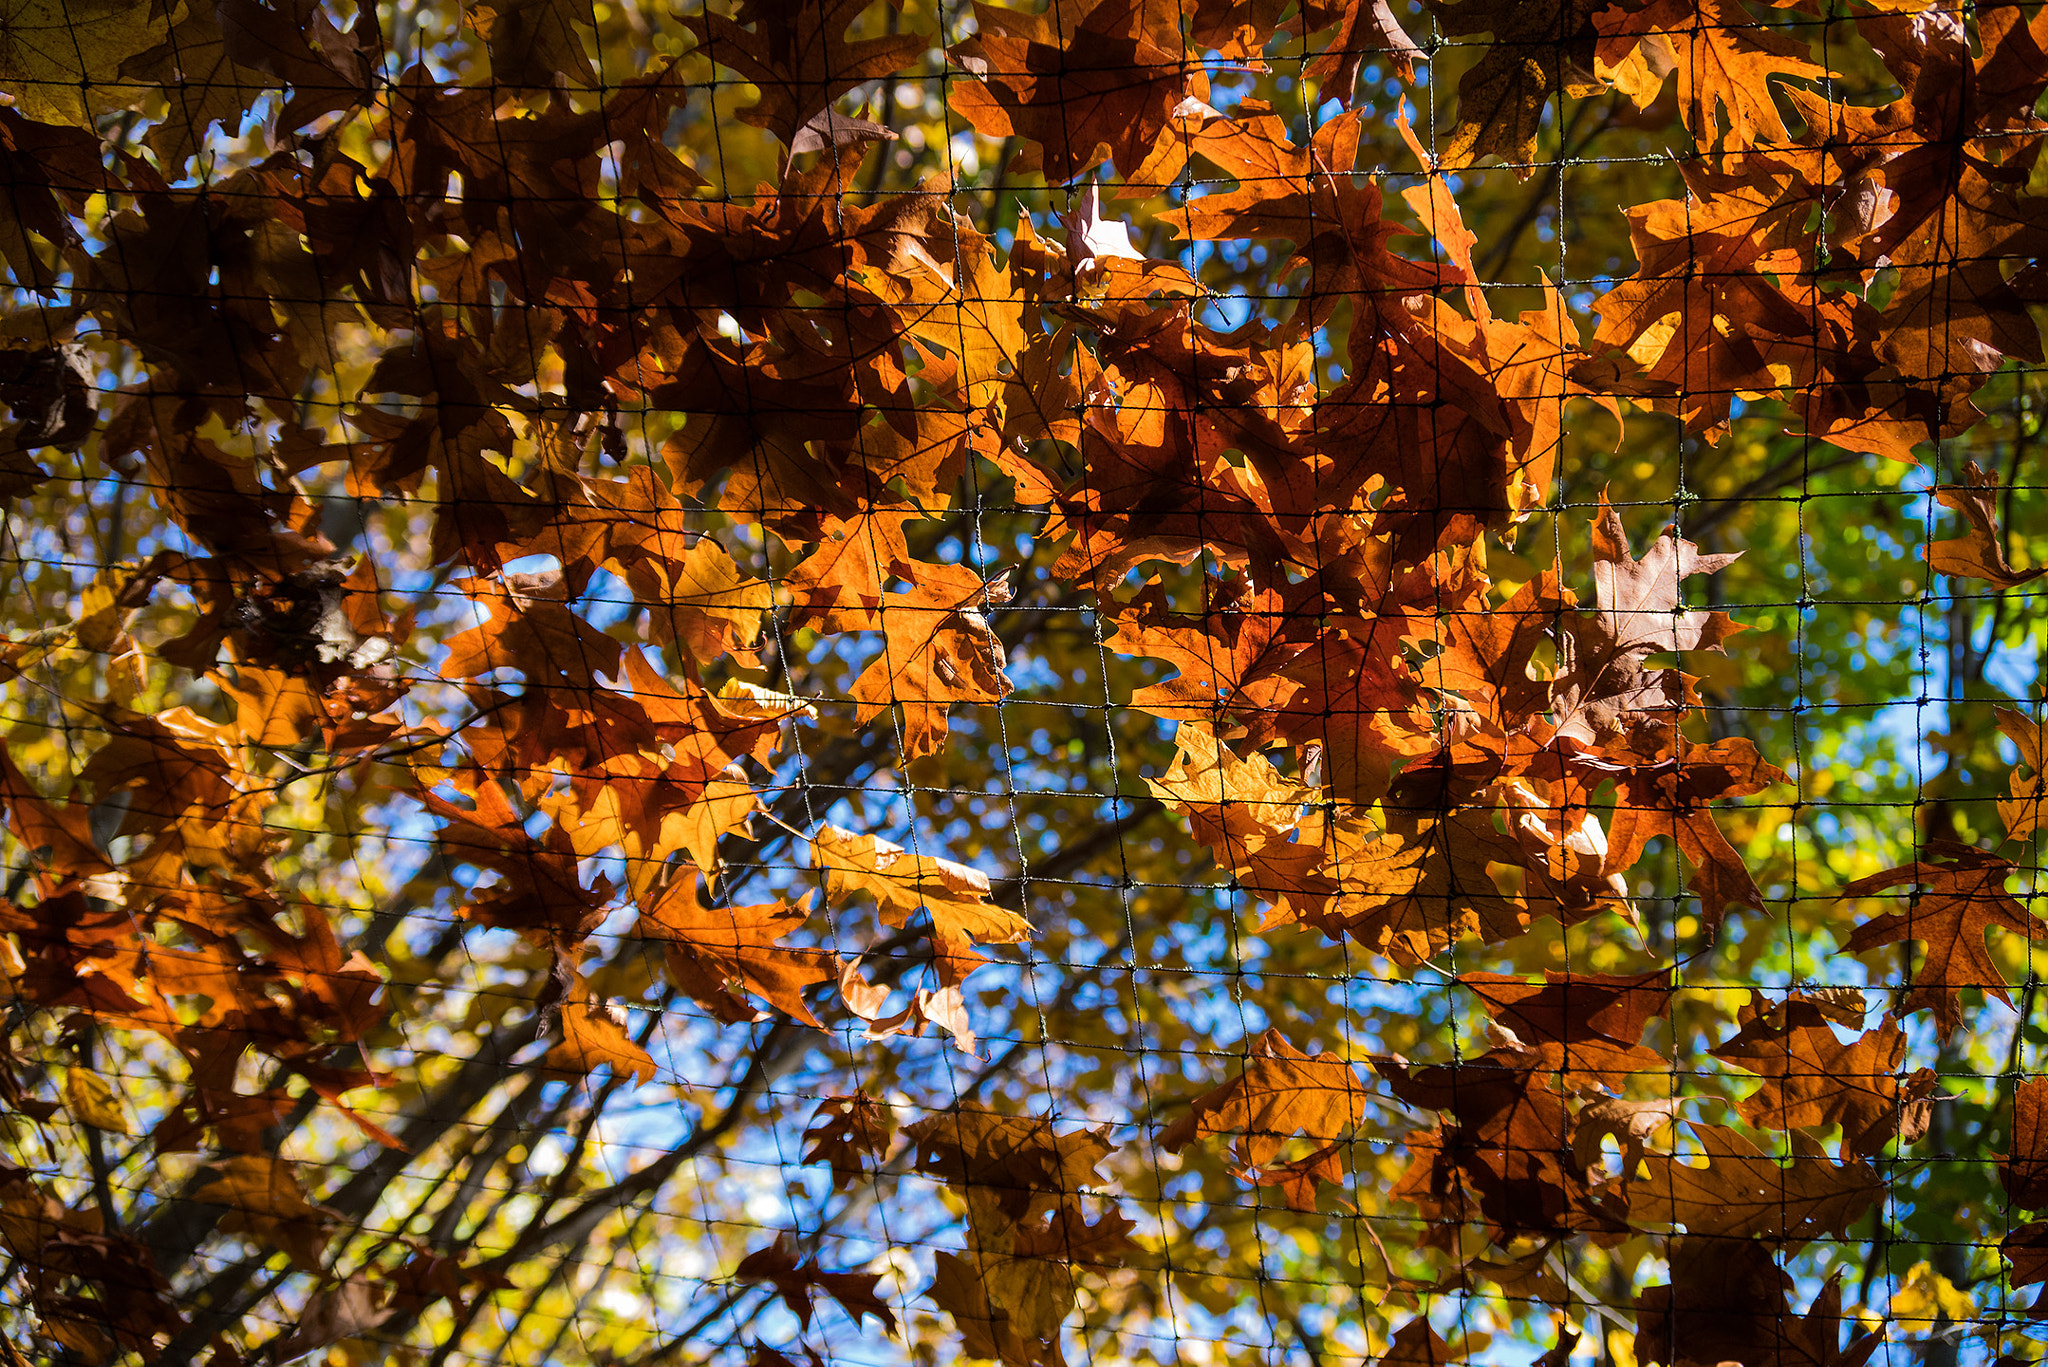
[1553,493,1744,743]
[812,823,1030,958]
[850,560,1015,761]
[1839,840,2042,1038]
[1711,1000,1939,1159]
[636,872,832,1028]
[0,0,175,127]
[1927,460,2042,588]
[1459,967,1674,1090]
[1631,1123,1883,1246]
[62,1067,129,1134]
[906,1104,1116,1226]
[1999,705,2048,842]
[687,0,926,148]
[803,1094,895,1186]
[192,1155,338,1271]
[1592,0,1830,150]
[2003,1078,2048,1211]
[734,1233,898,1335]
[542,999,658,1088]
[1160,1027,1368,1169]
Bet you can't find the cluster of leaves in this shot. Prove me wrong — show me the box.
[0,0,2044,1364]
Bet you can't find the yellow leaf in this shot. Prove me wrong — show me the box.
[0,0,181,127]
[62,1067,129,1134]
[1887,1260,1975,1329]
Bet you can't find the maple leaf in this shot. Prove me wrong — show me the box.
[688,0,926,148]
[734,1233,898,1335]
[1712,1000,1939,1159]
[1631,1123,1883,1246]
[803,1094,895,1186]
[542,998,658,1088]
[1158,1027,1368,1169]
[1839,840,2042,1039]
[906,1105,1116,1226]
[1927,460,2042,588]
[1459,967,1674,1090]
[850,560,1015,761]
[637,872,831,1028]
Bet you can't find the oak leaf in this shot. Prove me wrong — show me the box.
[1460,967,1674,1090]
[906,1104,1116,1225]
[1593,0,1830,150]
[636,872,831,1028]
[1553,494,1744,744]
[803,1094,895,1185]
[1839,840,2041,1038]
[1711,1002,1937,1159]
[1998,705,2047,842]
[812,823,1029,956]
[542,999,658,1088]
[0,0,175,128]
[850,561,1015,761]
[1927,460,2041,588]
[2002,1077,2048,1211]
[947,0,1206,184]
[192,1155,337,1270]
[686,0,926,148]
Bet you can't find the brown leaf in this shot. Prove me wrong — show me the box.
[802,1094,895,1185]
[734,1232,897,1335]
[812,823,1030,959]
[1159,1028,1368,1168]
[192,1155,337,1271]
[947,0,1207,184]
[1839,840,2041,1038]
[1461,967,1674,1090]
[1593,0,1830,150]
[2003,1078,2048,1211]
[266,1275,395,1360]
[1571,1095,1680,1179]
[1631,1123,1883,1247]
[687,0,926,147]
[1998,705,2048,842]
[1711,1004,1936,1159]
[905,1104,1116,1226]
[1928,460,2042,588]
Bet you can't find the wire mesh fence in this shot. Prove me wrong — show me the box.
[0,0,2041,1365]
